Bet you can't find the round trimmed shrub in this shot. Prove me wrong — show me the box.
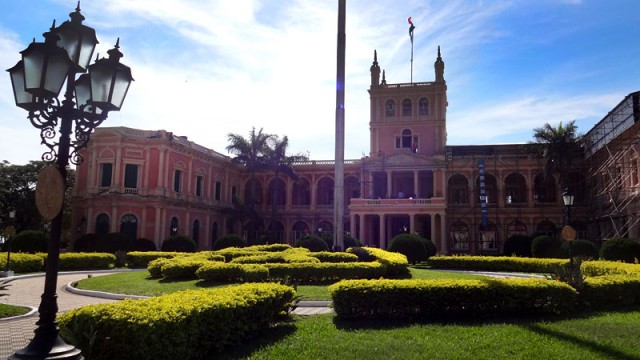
[295,235,329,252]
[344,235,363,249]
[503,235,533,257]
[71,233,102,252]
[129,238,157,252]
[95,233,131,253]
[387,233,430,264]
[531,235,563,258]
[561,239,599,260]
[10,230,47,253]
[161,235,197,252]
[213,234,246,250]
[599,237,640,263]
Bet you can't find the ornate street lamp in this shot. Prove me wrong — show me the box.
[562,188,576,268]
[562,188,575,225]
[7,4,133,359]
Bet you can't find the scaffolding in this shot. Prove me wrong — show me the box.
[584,91,640,240]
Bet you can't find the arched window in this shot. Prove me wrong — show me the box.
[170,217,178,236]
[402,99,412,116]
[174,170,183,193]
[450,221,469,250]
[120,214,138,240]
[385,100,395,117]
[95,213,110,235]
[192,219,200,246]
[419,97,429,115]
[211,222,218,247]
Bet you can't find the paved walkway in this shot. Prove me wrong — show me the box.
[0,271,332,358]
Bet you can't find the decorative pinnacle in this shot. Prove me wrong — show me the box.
[373,50,378,66]
[69,1,86,23]
[107,38,123,62]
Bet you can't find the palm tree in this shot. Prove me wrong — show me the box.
[226,127,273,242]
[531,120,581,191]
[264,135,308,242]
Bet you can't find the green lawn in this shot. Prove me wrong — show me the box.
[0,303,30,318]
[214,311,640,359]
[74,267,486,300]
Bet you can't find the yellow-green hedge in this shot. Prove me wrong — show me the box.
[428,255,566,273]
[0,252,43,273]
[264,262,387,283]
[126,251,182,268]
[329,278,576,320]
[196,262,269,282]
[58,283,296,360]
[580,275,640,309]
[348,247,410,278]
[581,260,640,277]
[310,251,359,263]
[58,253,115,270]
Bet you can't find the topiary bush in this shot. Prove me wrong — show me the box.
[71,233,103,252]
[503,235,533,257]
[161,235,197,252]
[531,235,563,258]
[212,234,246,250]
[294,235,329,252]
[344,235,363,249]
[561,239,599,260]
[95,233,131,253]
[129,238,157,252]
[599,237,640,263]
[387,233,430,264]
[10,230,47,253]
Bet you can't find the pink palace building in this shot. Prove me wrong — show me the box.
[72,48,640,254]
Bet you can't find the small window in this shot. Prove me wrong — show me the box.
[174,170,183,192]
[124,164,138,188]
[419,97,429,115]
[215,181,222,201]
[385,100,395,117]
[100,163,113,187]
[401,129,412,148]
[402,99,412,116]
[196,176,203,197]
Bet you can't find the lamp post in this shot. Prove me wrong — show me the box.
[562,188,576,267]
[7,4,133,359]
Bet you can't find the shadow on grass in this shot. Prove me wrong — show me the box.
[520,323,640,360]
[208,321,297,359]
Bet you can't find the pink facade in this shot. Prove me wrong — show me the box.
[73,49,624,253]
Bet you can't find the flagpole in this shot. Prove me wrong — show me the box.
[408,17,415,84]
[410,38,414,83]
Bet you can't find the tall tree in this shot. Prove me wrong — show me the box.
[226,128,273,242]
[264,135,308,242]
[531,120,581,190]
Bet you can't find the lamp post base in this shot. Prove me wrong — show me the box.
[9,333,83,360]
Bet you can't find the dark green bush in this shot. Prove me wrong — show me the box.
[9,230,47,253]
[295,235,329,252]
[161,235,197,252]
[531,235,563,258]
[344,235,363,249]
[561,239,599,260]
[213,234,246,250]
[599,237,640,263]
[387,233,430,264]
[129,238,157,252]
[71,233,102,252]
[95,233,131,253]
[503,235,533,257]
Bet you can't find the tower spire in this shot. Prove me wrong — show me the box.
[370,50,381,87]
[435,46,445,83]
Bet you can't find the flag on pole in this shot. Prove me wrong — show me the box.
[408,17,415,44]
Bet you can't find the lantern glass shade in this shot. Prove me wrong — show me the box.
[55,20,98,70]
[74,73,101,115]
[562,190,575,207]
[88,58,133,111]
[21,41,73,98]
[7,60,39,111]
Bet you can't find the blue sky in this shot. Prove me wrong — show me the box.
[1,0,639,165]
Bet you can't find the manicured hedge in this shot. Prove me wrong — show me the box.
[348,247,410,278]
[0,252,44,273]
[310,251,359,263]
[58,253,115,270]
[329,278,577,320]
[580,275,640,309]
[196,262,269,283]
[264,262,387,284]
[581,260,640,277]
[428,255,567,273]
[58,283,296,360]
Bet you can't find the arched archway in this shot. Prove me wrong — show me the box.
[120,214,138,241]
